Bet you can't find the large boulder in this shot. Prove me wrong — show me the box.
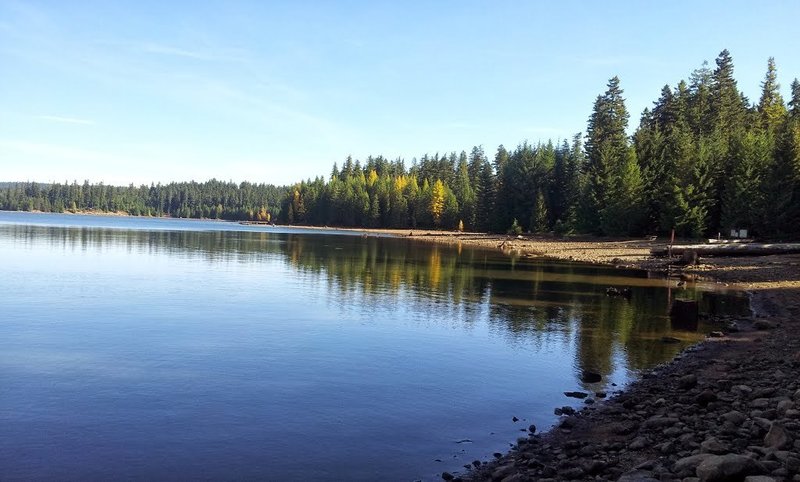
[696,454,758,482]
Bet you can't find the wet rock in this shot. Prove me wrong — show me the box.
[596,391,607,398]
[696,454,757,482]
[560,417,576,429]
[708,331,725,338]
[528,424,536,434]
[662,336,682,343]
[581,371,602,383]
[499,475,525,482]
[764,423,792,449]
[743,477,777,482]
[491,464,515,480]
[441,472,454,481]
[564,391,588,399]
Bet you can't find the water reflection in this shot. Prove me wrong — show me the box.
[3,222,747,390]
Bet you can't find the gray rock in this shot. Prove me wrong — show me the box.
[753,320,775,330]
[764,423,792,449]
[672,454,714,477]
[743,477,777,482]
[696,454,757,482]
[701,437,730,455]
[491,464,515,480]
[559,466,585,479]
[679,374,698,389]
[722,410,747,425]
[794,389,800,402]
[500,475,526,482]
[752,398,771,409]
[777,400,794,417]
[617,469,658,481]
[629,436,650,450]
[696,390,718,407]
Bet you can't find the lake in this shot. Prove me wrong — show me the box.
[0,211,748,481]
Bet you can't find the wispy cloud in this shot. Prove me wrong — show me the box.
[139,42,209,60]
[37,115,95,125]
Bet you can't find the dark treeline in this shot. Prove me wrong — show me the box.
[3,49,799,238]
[0,179,284,221]
[282,50,800,239]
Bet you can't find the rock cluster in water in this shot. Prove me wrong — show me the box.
[461,291,800,482]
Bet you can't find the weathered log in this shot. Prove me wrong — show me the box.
[652,243,800,257]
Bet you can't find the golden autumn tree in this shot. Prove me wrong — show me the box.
[430,179,446,227]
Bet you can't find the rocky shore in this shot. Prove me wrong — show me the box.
[454,286,800,482]
[396,234,800,482]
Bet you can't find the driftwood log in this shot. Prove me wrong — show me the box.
[652,243,800,257]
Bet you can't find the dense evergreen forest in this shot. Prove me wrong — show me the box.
[3,50,799,238]
[0,180,284,221]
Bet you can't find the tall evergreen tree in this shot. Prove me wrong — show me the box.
[581,76,635,234]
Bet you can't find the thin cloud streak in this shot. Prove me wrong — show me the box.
[37,115,95,125]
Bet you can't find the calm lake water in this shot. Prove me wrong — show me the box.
[0,211,748,481]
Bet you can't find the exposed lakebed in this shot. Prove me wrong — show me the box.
[0,212,749,481]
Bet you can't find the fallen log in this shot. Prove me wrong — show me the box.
[651,243,800,257]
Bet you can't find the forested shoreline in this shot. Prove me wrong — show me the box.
[3,49,799,238]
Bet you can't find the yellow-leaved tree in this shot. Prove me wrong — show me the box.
[430,179,445,227]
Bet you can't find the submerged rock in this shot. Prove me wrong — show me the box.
[581,371,602,383]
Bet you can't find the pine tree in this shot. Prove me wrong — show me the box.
[758,57,787,134]
[582,76,632,234]
[531,190,548,233]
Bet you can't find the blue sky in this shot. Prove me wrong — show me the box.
[1,1,799,186]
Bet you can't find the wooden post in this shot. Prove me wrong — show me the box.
[669,228,675,258]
